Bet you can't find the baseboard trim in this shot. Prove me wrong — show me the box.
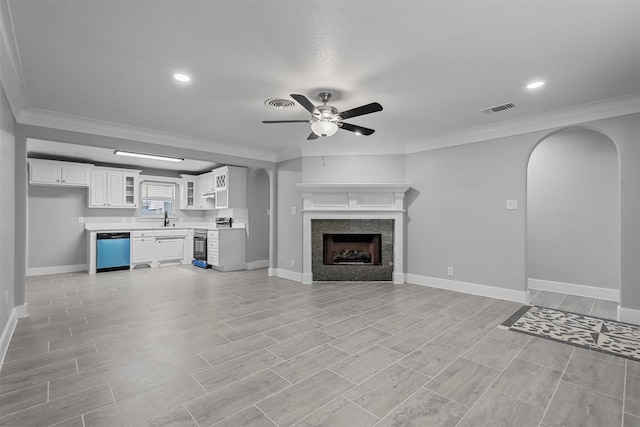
[393,272,406,285]
[528,278,619,302]
[0,304,27,372]
[27,264,87,277]
[246,260,269,270]
[406,274,530,304]
[275,268,303,283]
[617,306,640,325]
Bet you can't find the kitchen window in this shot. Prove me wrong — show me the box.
[141,182,176,216]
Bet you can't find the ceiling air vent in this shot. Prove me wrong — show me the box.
[264,98,296,110]
[481,102,516,114]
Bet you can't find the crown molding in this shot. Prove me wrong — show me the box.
[16,107,278,163]
[0,0,27,116]
[405,93,640,153]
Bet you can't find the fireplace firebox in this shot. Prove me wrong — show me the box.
[323,234,381,265]
[311,219,394,281]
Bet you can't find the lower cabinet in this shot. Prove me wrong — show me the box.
[207,229,246,271]
[131,237,154,265]
[129,229,190,268]
[156,238,185,263]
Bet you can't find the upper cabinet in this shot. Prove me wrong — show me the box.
[181,175,197,209]
[29,159,92,186]
[89,168,140,208]
[180,173,214,210]
[213,166,246,209]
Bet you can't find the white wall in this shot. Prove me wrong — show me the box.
[405,134,532,292]
[246,168,269,264]
[303,154,405,183]
[276,158,303,275]
[403,114,640,321]
[527,129,619,290]
[0,85,15,337]
[28,186,89,270]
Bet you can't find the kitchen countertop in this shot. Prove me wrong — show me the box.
[84,223,245,232]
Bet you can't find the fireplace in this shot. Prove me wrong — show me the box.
[323,234,381,265]
[298,184,410,284]
[312,219,393,281]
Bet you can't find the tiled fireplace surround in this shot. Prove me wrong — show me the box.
[298,184,410,284]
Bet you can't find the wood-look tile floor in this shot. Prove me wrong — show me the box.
[1,266,638,426]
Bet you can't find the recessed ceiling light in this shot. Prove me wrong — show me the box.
[114,150,183,162]
[526,81,545,89]
[173,73,191,82]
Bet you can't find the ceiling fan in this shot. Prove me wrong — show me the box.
[262,92,383,140]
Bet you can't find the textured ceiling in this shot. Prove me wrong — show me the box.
[3,0,640,165]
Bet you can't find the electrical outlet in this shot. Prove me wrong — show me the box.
[290,206,297,215]
[506,199,518,210]
[78,217,84,223]
[447,267,454,277]
[290,259,295,268]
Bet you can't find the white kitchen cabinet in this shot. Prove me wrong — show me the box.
[213,166,246,209]
[180,174,213,210]
[29,159,92,186]
[181,175,197,209]
[123,174,138,207]
[90,168,140,208]
[155,238,185,264]
[131,237,154,267]
[207,229,246,271]
[197,172,215,209]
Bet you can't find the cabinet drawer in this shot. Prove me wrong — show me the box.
[207,255,219,265]
[207,230,219,239]
[132,230,153,238]
[153,230,172,238]
[208,240,218,250]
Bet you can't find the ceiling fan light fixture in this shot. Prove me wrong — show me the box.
[311,120,338,137]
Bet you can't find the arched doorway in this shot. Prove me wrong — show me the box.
[526,128,620,319]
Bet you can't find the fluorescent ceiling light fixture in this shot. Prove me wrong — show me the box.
[526,81,545,89]
[173,73,191,82]
[114,150,184,162]
[311,120,339,137]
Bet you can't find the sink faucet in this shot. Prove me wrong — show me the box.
[164,211,169,227]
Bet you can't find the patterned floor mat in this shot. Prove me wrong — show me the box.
[500,305,640,362]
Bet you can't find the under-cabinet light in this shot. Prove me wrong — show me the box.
[114,150,184,162]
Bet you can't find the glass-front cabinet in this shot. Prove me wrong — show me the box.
[123,174,138,207]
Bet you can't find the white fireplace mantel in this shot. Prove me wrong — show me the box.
[297,183,411,284]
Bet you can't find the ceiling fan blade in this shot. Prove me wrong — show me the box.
[290,94,318,115]
[338,102,383,120]
[340,122,375,136]
[262,120,311,123]
[307,132,319,140]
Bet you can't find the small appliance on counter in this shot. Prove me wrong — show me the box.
[215,217,232,228]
